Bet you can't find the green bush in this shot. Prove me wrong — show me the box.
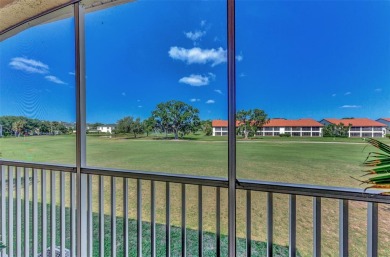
[279,133,291,137]
[0,242,5,250]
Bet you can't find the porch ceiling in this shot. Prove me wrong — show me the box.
[0,0,134,36]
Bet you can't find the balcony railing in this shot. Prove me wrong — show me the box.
[0,160,389,257]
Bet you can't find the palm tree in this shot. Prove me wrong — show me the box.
[359,138,390,195]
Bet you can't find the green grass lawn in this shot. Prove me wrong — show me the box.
[1,134,389,256]
[0,134,374,187]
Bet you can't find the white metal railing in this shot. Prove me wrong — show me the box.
[0,160,389,256]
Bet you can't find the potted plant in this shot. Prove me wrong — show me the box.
[359,138,390,195]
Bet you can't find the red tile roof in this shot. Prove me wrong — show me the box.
[212,120,239,127]
[322,118,386,127]
[212,120,227,127]
[212,118,323,127]
[378,118,390,122]
[264,118,324,127]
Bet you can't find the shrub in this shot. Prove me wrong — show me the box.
[279,133,291,137]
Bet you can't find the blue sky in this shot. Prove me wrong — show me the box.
[1,0,390,123]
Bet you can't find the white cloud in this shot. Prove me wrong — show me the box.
[45,75,67,85]
[208,72,216,80]
[236,55,243,61]
[344,92,351,95]
[179,74,210,86]
[375,88,382,92]
[185,30,206,41]
[341,105,361,108]
[121,92,126,96]
[206,99,215,104]
[190,98,201,102]
[137,99,141,102]
[138,105,143,108]
[214,89,223,95]
[239,73,246,77]
[68,71,75,76]
[169,47,226,66]
[332,93,336,97]
[200,20,206,27]
[9,57,49,74]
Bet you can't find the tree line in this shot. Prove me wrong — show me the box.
[116,101,269,139]
[0,116,72,137]
[0,100,270,139]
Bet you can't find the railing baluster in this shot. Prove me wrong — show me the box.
[267,192,273,257]
[181,184,186,257]
[99,176,104,257]
[151,181,156,257]
[367,202,378,257]
[246,190,251,257]
[61,172,65,257]
[88,175,93,257]
[24,168,30,257]
[8,166,14,257]
[111,176,117,257]
[289,195,296,257]
[313,197,321,257]
[123,178,129,257]
[1,166,6,257]
[51,171,56,257]
[339,199,348,257]
[137,179,142,257]
[33,169,38,257]
[71,173,76,257]
[166,182,171,257]
[42,169,47,257]
[198,185,203,257]
[16,167,21,257]
[216,187,221,257]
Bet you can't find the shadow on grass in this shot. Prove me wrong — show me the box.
[4,199,300,257]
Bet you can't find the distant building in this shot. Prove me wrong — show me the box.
[212,120,233,136]
[211,118,324,137]
[376,118,390,134]
[320,118,386,138]
[260,118,324,137]
[97,124,116,134]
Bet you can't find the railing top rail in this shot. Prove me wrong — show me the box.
[1,159,389,203]
[0,159,76,173]
[82,166,229,188]
[237,179,390,204]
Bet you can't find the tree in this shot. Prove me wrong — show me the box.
[201,120,213,136]
[90,122,104,129]
[236,109,269,139]
[131,118,144,138]
[143,117,156,137]
[12,119,27,137]
[323,122,351,137]
[116,116,144,138]
[152,100,200,139]
[117,116,133,134]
